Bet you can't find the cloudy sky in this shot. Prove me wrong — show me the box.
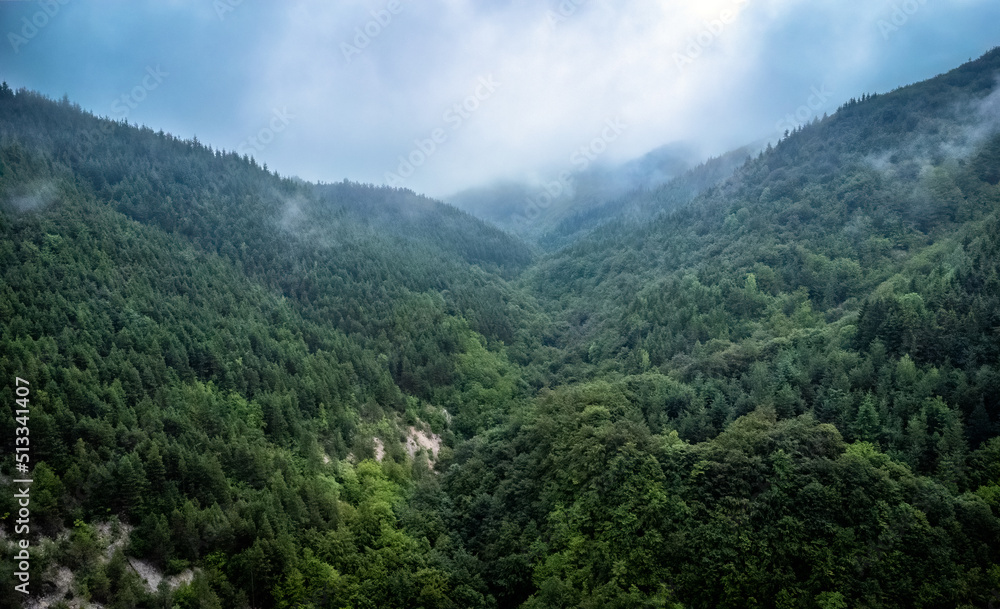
[1,0,998,198]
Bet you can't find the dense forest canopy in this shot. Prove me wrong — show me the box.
[1,48,1000,608]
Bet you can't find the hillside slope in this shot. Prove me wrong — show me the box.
[0,84,546,608]
[1,48,1000,609]
[458,48,1000,607]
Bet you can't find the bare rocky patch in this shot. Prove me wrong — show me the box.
[405,426,442,463]
[127,557,195,593]
[22,521,194,608]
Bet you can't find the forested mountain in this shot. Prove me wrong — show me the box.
[0,82,547,608]
[537,144,760,251]
[2,47,1000,609]
[446,142,704,244]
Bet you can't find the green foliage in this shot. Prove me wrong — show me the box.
[2,48,1000,609]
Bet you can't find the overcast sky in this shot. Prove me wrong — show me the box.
[1,0,998,198]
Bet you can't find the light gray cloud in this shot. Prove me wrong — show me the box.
[7,181,59,212]
[1,0,998,199]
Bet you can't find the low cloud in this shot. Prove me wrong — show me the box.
[1,0,998,199]
[247,0,1000,197]
[6,181,59,212]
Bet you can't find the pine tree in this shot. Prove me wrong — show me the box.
[853,393,882,445]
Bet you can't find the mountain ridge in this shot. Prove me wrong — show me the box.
[1,48,1000,609]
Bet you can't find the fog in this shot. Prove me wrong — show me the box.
[1,0,998,199]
